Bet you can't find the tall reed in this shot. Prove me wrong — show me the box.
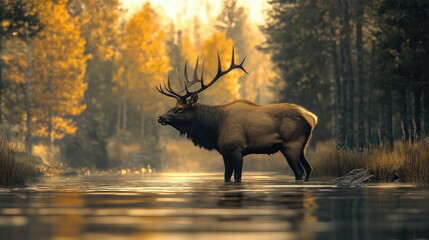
[310,137,429,183]
[0,127,41,187]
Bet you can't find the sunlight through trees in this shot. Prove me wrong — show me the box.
[1,0,426,171]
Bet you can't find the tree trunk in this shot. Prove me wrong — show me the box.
[385,94,393,149]
[379,102,385,145]
[329,0,344,149]
[413,89,421,140]
[48,108,54,161]
[335,54,345,149]
[407,91,416,143]
[25,37,34,153]
[356,0,365,151]
[47,60,54,161]
[122,99,127,131]
[0,39,3,124]
[340,58,347,148]
[367,87,372,145]
[116,104,121,134]
[424,88,429,136]
[342,0,355,149]
[367,41,376,146]
[399,88,409,142]
[332,48,343,148]
[140,114,145,151]
[380,92,393,149]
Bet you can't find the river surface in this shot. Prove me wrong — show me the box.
[0,172,428,240]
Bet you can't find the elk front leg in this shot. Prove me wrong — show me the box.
[232,151,243,182]
[222,155,234,182]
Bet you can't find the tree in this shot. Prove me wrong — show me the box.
[112,3,170,170]
[115,3,170,123]
[260,0,428,150]
[0,0,42,153]
[0,0,41,125]
[1,38,26,125]
[356,0,366,151]
[373,0,429,143]
[64,0,121,168]
[15,1,43,153]
[340,0,356,149]
[216,0,273,104]
[261,0,332,143]
[327,0,345,148]
[216,0,249,98]
[198,32,240,105]
[31,1,87,159]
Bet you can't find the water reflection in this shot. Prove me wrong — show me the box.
[0,173,428,240]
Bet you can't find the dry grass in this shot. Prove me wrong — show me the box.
[309,147,366,178]
[0,127,41,187]
[309,137,429,183]
[396,138,429,183]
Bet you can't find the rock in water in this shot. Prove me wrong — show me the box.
[335,169,374,184]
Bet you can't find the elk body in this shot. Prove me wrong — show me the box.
[157,49,317,182]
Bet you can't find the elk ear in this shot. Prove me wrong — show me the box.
[186,93,199,106]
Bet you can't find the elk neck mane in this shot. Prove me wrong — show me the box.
[180,104,225,150]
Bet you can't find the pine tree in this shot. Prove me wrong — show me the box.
[373,0,429,143]
[261,0,332,143]
[356,0,366,151]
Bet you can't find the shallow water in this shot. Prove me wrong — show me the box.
[0,172,428,240]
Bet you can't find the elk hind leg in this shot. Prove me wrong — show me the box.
[300,152,312,181]
[281,146,305,181]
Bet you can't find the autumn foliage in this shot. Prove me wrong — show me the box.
[114,3,170,116]
[0,0,271,171]
[32,1,87,140]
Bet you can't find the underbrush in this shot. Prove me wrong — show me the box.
[0,127,41,187]
[310,138,429,183]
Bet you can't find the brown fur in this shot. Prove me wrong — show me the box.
[218,100,317,154]
[159,99,317,182]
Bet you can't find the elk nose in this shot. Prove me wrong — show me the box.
[157,116,167,125]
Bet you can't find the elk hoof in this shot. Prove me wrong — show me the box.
[234,179,242,183]
[224,179,231,182]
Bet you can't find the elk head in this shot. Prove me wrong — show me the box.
[157,48,247,128]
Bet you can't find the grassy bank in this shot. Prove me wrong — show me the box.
[310,137,429,183]
[0,127,41,187]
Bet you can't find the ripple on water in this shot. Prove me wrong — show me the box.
[0,173,428,240]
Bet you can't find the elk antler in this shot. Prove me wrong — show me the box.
[156,47,247,101]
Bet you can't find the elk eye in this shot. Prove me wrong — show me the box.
[175,108,184,114]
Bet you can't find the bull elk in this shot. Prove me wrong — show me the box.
[157,49,317,182]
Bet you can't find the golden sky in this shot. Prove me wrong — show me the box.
[121,0,267,24]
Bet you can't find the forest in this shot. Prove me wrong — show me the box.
[0,0,428,178]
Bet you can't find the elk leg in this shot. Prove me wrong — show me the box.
[300,152,312,181]
[281,147,304,180]
[223,156,234,182]
[232,151,243,182]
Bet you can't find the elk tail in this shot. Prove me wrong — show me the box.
[298,108,317,154]
[298,108,318,129]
